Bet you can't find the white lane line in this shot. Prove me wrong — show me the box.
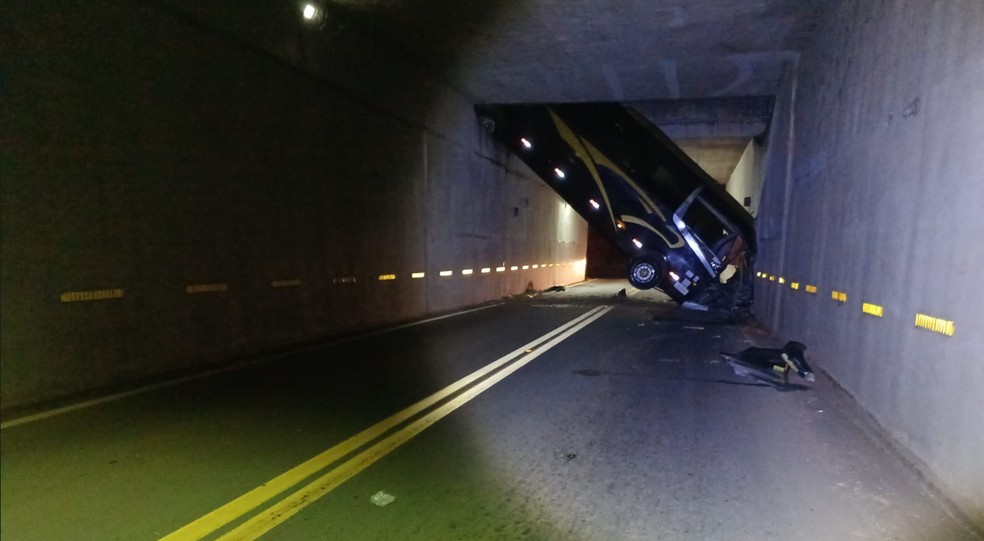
[1,303,505,430]
[210,306,614,541]
[159,305,610,541]
[564,278,598,289]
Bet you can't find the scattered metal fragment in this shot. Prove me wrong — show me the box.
[721,341,814,389]
[370,491,396,507]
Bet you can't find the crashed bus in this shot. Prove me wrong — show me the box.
[476,103,756,312]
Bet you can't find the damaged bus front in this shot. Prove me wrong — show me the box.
[476,103,756,312]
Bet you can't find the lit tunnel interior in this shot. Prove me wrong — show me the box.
[1,0,982,537]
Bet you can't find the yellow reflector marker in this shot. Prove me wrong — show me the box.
[769,275,776,282]
[332,276,356,284]
[461,269,473,275]
[862,303,884,317]
[272,279,302,288]
[790,282,800,290]
[186,283,228,294]
[831,291,847,302]
[411,272,425,279]
[480,268,491,274]
[805,285,818,294]
[778,277,786,284]
[439,270,453,277]
[495,266,506,272]
[60,288,124,302]
[376,274,396,281]
[915,314,955,336]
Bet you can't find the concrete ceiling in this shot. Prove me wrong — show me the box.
[328,0,821,182]
[333,0,822,103]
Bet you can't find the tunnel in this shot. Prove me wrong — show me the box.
[1,1,982,539]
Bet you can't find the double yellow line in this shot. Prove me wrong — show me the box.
[161,305,612,541]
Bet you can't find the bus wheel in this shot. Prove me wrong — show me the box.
[628,255,663,290]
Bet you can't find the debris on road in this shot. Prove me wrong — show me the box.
[370,491,396,507]
[615,288,627,297]
[544,285,566,292]
[721,341,814,389]
[557,451,577,462]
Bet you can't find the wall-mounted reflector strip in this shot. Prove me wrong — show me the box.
[377,274,397,281]
[831,291,847,302]
[510,266,519,271]
[862,303,884,317]
[332,276,356,284]
[439,270,453,277]
[914,313,955,336]
[461,269,474,275]
[532,264,539,269]
[522,265,530,270]
[272,279,302,288]
[481,268,491,274]
[186,283,227,294]
[778,277,786,284]
[805,285,818,294]
[60,288,124,303]
[790,282,800,290]
[411,272,426,279]
[496,266,506,272]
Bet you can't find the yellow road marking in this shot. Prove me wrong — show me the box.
[215,306,613,541]
[160,305,609,540]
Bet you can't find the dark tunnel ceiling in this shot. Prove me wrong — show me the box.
[326,0,822,181]
[333,0,822,103]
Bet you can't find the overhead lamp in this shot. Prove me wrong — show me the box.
[589,199,601,210]
[632,238,643,249]
[553,168,565,179]
[520,138,533,149]
[301,3,326,24]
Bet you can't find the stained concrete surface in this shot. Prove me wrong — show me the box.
[2,280,978,540]
[754,0,984,521]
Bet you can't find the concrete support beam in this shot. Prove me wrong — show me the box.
[630,96,775,140]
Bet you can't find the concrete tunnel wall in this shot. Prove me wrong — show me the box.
[0,1,587,408]
[755,0,984,525]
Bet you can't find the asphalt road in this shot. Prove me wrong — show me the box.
[1,280,979,541]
